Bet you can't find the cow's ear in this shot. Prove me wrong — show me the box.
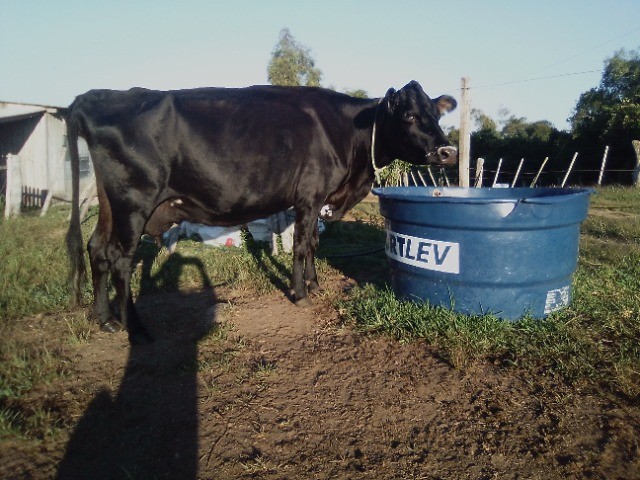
[384,88,397,113]
[433,95,457,116]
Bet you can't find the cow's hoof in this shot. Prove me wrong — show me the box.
[307,281,322,295]
[99,318,123,334]
[294,297,312,308]
[129,330,154,345]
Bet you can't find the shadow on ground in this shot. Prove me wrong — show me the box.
[318,219,390,288]
[56,253,219,480]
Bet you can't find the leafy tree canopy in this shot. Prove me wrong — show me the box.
[571,48,640,139]
[344,89,369,99]
[471,108,498,133]
[267,28,322,87]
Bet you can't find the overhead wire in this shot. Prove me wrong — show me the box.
[532,25,640,74]
[472,70,603,89]
[465,25,640,91]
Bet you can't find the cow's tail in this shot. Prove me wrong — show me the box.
[65,105,86,307]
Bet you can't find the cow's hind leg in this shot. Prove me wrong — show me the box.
[87,193,122,333]
[109,212,153,345]
[88,230,121,333]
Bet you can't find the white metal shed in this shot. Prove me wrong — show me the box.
[0,101,93,217]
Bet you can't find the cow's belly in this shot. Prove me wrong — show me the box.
[144,195,293,237]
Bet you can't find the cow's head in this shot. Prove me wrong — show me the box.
[381,80,457,167]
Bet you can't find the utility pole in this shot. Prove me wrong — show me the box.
[459,77,471,187]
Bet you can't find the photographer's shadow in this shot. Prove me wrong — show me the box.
[57,250,218,480]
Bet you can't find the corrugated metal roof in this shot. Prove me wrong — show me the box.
[0,104,46,123]
[0,102,63,124]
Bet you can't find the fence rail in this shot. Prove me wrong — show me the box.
[21,186,48,209]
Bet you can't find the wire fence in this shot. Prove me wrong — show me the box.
[378,143,640,188]
[379,162,639,188]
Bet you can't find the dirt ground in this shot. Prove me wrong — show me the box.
[2,269,640,480]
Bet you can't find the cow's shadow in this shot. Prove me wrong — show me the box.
[55,222,388,478]
[56,250,219,480]
[243,220,390,298]
[317,220,390,289]
[244,236,292,296]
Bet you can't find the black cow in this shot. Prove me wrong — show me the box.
[66,81,457,344]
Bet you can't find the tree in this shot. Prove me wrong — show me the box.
[344,88,368,99]
[501,115,529,139]
[466,108,565,185]
[267,28,322,87]
[570,48,640,183]
[571,48,640,138]
[525,121,555,143]
[472,108,498,132]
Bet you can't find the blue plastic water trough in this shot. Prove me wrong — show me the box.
[372,187,593,320]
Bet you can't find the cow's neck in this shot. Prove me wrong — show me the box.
[321,106,381,221]
[368,99,396,178]
[370,99,386,184]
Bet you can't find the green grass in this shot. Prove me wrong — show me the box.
[0,208,73,319]
[131,236,291,298]
[340,186,640,402]
[0,206,298,321]
[0,328,71,440]
[0,186,638,426]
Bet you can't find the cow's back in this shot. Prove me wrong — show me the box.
[69,85,374,225]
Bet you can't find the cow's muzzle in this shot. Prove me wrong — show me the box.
[428,146,458,166]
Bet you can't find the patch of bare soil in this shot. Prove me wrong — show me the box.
[1,274,639,479]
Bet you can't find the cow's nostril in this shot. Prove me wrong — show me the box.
[436,146,458,164]
[438,146,457,158]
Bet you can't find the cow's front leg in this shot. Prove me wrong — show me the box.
[304,220,321,295]
[291,209,317,307]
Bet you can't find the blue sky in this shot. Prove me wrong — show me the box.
[1,0,639,131]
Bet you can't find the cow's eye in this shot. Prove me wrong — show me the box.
[405,113,417,123]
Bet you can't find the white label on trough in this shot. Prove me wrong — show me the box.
[544,285,571,314]
[385,230,460,274]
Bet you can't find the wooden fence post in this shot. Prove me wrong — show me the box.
[561,152,579,188]
[458,77,471,187]
[530,157,549,187]
[442,169,451,187]
[4,154,21,218]
[492,158,502,187]
[426,166,437,186]
[511,158,524,188]
[632,140,640,187]
[474,158,484,187]
[597,146,609,186]
[417,170,428,186]
[40,190,53,217]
